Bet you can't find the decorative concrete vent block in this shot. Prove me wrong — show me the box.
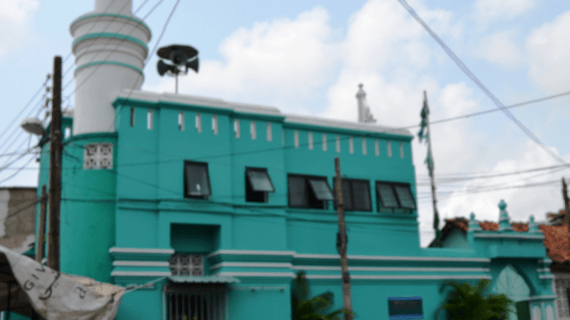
[83,143,113,170]
[169,254,204,276]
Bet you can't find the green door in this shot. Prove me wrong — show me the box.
[492,265,531,320]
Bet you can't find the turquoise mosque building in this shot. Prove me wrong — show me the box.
[32,1,558,319]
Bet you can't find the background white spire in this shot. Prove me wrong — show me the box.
[356,83,376,124]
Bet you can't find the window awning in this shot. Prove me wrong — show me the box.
[377,183,399,208]
[309,179,334,201]
[247,169,275,192]
[169,275,240,284]
[394,185,416,209]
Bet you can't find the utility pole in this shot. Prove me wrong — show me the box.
[35,185,47,263]
[334,157,353,320]
[562,179,570,242]
[420,91,441,247]
[47,56,62,271]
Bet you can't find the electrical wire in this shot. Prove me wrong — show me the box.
[0,155,37,186]
[397,0,566,165]
[146,0,180,62]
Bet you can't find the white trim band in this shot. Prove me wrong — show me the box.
[207,250,296,258]
[474,233,544,240]
[112,271,172,277]
[294,253,490,263]
[526,295,557,301]
[110,247,174,254]
[218,272,296,278]
[537,268,551,273]
[291,266,490,273]
[210,262,293,270]
[305,274,492,280]
[539,275,554,279]
[113,261,170,267]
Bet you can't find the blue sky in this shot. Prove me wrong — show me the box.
[1,0,569,246]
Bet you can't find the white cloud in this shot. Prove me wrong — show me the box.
[527,10,570,93]
[475,0,534,23]
[0,0,39,59]
[476,30,523,67]
[153,6,335,114]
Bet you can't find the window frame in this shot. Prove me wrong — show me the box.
[245,167,275,203]
[184,161,212,200]
[375,181,416,212]
[288,174,333,209]
[336,178,372,212]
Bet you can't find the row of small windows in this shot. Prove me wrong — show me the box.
[183,161,416,211]
[131,109,405,158]
[294,132,404,158]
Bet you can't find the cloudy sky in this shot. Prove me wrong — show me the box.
[1,0,569,247]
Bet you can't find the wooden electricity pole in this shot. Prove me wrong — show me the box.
[35,185,47,263]
[334,157,353,320]
[47,56,62,271]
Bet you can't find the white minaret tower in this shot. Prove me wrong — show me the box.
[70,0,152,135]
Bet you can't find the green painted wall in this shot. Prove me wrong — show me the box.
[34,96,556,319]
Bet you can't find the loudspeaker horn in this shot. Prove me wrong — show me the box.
[157,59,178,76]
[186,57,199,73]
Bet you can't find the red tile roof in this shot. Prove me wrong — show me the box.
[440,217,570,264]
[540,223,570,264]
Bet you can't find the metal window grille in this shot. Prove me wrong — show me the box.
[166,288,228,320]
[362,138,367,155]
[555,279,570,317]
[169,254,204,276]
[349,137,354,154]
[322,134,327,151]
[308,132,313,150]
[336,135,340,152]
[387,141,392,157]
[267,122,272,141]
[400,142,404,158]
[561,280,570,317]
[84,143,113,170]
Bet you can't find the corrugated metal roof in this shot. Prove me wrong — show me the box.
[169,275,240,284]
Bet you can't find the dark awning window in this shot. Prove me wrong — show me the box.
[394,185,416,209]
[309,178,334,201]
[376,183,399,208]
[247,169,275,192]
[185,161,211,198]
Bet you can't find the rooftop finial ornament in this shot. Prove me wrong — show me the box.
[498,199,513,232]
[356,84,376,124]
[157,44,200,93]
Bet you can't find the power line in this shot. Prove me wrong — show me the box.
[397,0,566,165]
[146,0,180,61]
[0,155,37,186]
